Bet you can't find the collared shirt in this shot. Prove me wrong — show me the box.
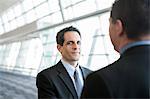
[120,40,150,54]
[61,59,84,89]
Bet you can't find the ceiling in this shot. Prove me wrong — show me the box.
[0,0,21,14]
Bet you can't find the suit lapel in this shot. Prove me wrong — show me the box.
[80,67,86,81]
[56,61,78,98]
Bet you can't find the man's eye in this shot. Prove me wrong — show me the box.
[77,41,81,45]
[67,42,73,45]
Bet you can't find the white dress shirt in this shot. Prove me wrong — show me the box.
[61,59,84,90]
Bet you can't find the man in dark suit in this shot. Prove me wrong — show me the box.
[81,0,150,98]
[36,26,91,99]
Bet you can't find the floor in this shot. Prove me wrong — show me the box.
[0,70,37,99]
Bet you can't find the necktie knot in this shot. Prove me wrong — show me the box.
[74,70,78,80]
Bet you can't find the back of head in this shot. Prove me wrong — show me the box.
[111,0,150,39]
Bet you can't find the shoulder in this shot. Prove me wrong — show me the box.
[38,60,63,73]
[83,66,113,93]
[80,66,93,78]
[81,66,91,71]
[82,68,111,98]
[81,66,92,73]
[37,62,62,79]
[83,59,129,86]
[86,61,118,81]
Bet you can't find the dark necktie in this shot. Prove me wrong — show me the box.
[74,69,82,97]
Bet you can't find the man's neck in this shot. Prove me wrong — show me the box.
[118,34,150,53]
[62,58,78,67]
[69,62,78,67]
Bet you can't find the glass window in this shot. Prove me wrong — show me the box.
[0,45,6,64]
[103,35,120,63]
[2,13,8,24]
[38,12,63,26]
[14,4,23,17]
[40,34,48,44]
[37,15,53,29]
[2,44,12,66]
[50,12,63,24]
[48,0,60,13]
[0,18,4,34]
[16,16,25,27]
[79,54,89,69]
[15,40,30,67]
[32,0,46,6]
[60,0,71,8]
[25,39,43,69]
[7,42,21,67]
[46,29,57,43]
[0,24,4,34]
[88,55,109,70]
[10,20,17,30]
[4,22,10,32]
[0,46,2,63]
[7,9,15,21]
[0,17,2,25]
[40,43,58,68]
[63,7,74,20]
[76,17,101,55]
[43,43,57,56]
[73,0,97,17]
[91,36,106,54]
[22,0,34,12]
[95,0,115,10]
[25,9,36,23]
[0,0,120,75]
[39,29,56,43]
[99,12,110,35]
[71,0,83,4]
[35,2,50,19]
[26,38,43,76]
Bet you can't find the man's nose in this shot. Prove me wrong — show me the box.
[72,43,80,49]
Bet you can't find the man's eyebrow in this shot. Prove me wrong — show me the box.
[66,40,81,43]
[66,41,74,44]
[67,41,74,42]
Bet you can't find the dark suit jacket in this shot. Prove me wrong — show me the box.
[81,45,149,98]
[36,61,92,99]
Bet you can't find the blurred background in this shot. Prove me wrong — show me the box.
[0,0,119,99]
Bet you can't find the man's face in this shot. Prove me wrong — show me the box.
[109,18,120,52]
[58,31,81,62]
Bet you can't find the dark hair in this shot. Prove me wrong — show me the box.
[56,26,81,46]
[110,0,150,39]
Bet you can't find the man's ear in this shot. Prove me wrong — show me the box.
[115,19,124,37]
[57,44,62,53]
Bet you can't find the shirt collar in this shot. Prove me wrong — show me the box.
[61,59,79,77]
[120,40,150,54]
